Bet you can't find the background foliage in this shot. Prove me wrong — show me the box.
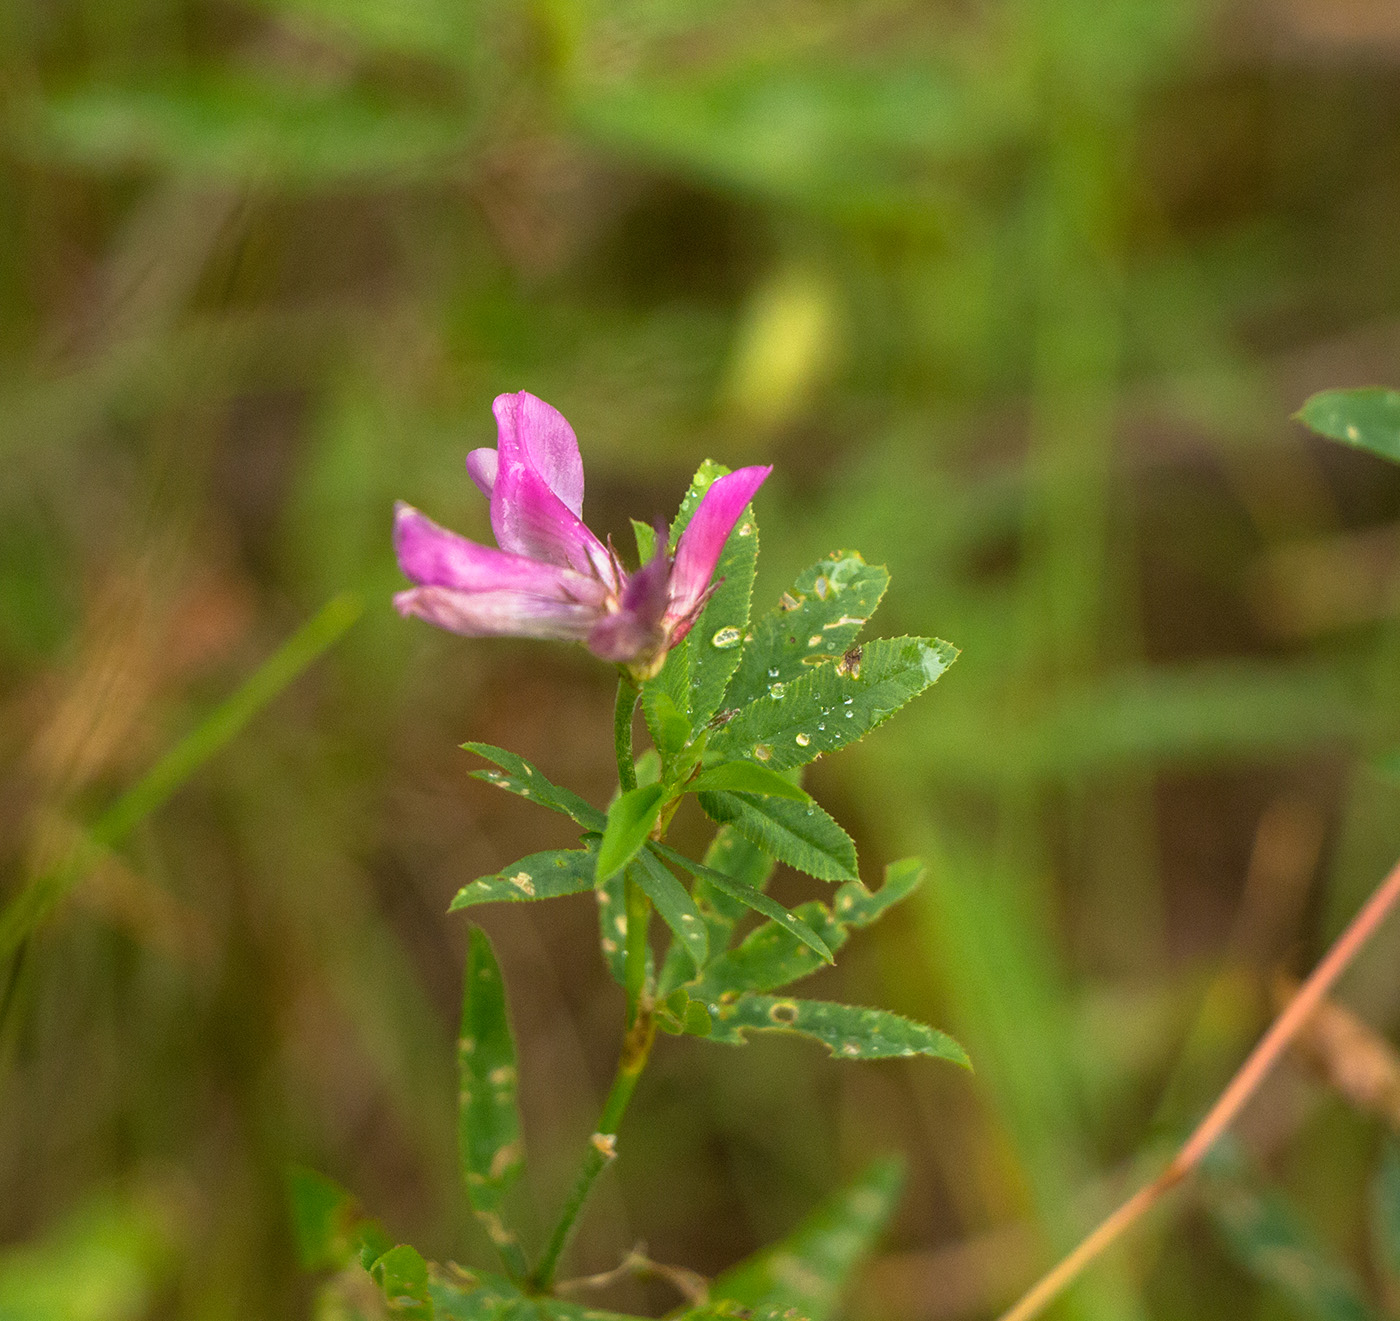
[3,0,1400,1317]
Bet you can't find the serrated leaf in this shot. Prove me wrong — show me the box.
[287,1167,389,1273]
[657,824,778,996]
[642,637,691,758]
[650,842,832,963]
[725,552,889,709]
[1372,1139,1400,1293]
[707,996,968,1065]
[698,790,857,882]
[1205,1144,1378,1321]
[597,784,666,882]
[450,845,598,910]
[463,744,605,831]
[1297,388,1400,464]
[709,637,957,771]
[629,849,708,971]
[459,929,528,1280]
[648,692,692,758]
[689,762,810,801]
[688,861,926,1001]
[710,1158,905,1321]
[370,1244,434,1318]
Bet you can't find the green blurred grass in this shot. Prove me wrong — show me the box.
[3,0,1400,1317]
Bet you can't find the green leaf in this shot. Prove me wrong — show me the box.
[286,1167,389,1273]
[596,784,667,883]
[708,637,958,771]
[459,930,528,1280]
[1205,1144,1378,1321]
[369,1245,434,1318]
[688,861,926,1001]
[628,849,708,971]
[651,843,832,963]
[427,1269,524,1321]
[596,866,630,986]
[706,995,968,1065]
[710,1158,906,1321]
[20,76,466,184]
[450,846,598,910]
[631,518,658,565]
[689,762,811,801]
[698,790,857,882]
[1372,1139,1400,1292]
[648,692,692,759]
[245,0,476,66]
[682,471,760,729]
[463,744,605,831]
[1297,388,1400,464]
[725,552,889,709]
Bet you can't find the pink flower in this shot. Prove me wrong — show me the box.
[394,392,770,679]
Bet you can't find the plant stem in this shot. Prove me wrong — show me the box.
[996,852,1400,1321]
[532,1006,656,1291]
[531,674,655,1291]
[614,676,639,793]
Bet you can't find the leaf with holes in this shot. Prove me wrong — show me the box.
[709,637,957,771]
[459,929,528,1280]
[596,866,630,985]
[725,552,889,710]
[450,845,598,910]
[596,783,666,883]
[462,743,605,830]
[688,860,926,1000]
[1297,388,1400,465]
[709,1158,905,1321]
[698,790,856,882]
[651,842,832,963]
[706,996,968,1065]
[688,762,810,802]
[629,848,708,971]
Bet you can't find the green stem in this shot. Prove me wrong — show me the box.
[532,1007,656,1291]
[614,675,639,792]
[532,674,654,1291]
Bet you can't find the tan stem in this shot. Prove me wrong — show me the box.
[996,853,1400,1321]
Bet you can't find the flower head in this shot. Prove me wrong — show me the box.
[394,392,770,680]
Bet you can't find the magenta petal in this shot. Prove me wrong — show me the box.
[394,503,607,605]
[490,463,618,586]
[588,543,671,663]
[465,448,498,498]
[666,465,771,622]
[492,392,585,516]
[395,586,599,640]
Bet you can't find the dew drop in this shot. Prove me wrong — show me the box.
[845,710,854,718]
[817,722,825,731]
[767,667,779,679]
[843,697,853,705]
[711,626,742,649]
[768,682,785,699]
[795,732,811,747]
[753,744,772,762]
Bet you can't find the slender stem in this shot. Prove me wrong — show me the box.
[532,1008,656,1290]
[996,852,1400,1321]
[532,673,654,1291]
[614,676,639,793]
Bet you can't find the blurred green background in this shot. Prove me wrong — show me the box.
[4,0,1400,1317]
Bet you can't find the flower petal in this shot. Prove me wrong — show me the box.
[394,502,607,605]
[490,462,617,586]
[587,541,671,664]
[395,586,599,640]
[465,447,497,498]
[492,392,584,516]
[666,465,771,622]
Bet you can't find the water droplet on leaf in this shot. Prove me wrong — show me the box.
[795,732,810,746]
